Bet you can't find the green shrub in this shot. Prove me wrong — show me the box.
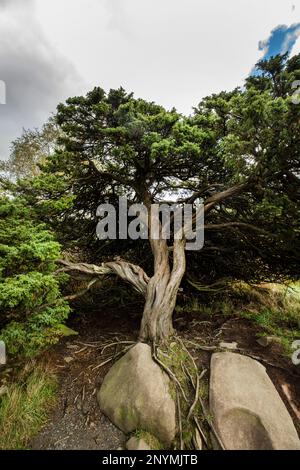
[0,197,70,358]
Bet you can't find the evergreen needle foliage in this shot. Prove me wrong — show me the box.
[0,197,70,358]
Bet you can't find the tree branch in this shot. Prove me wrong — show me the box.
[203,222,272,235]
[203,183,248,213]
[90,159,136,189]
[64,278,100,301]
[58,259,149,297]
[178,184,223,204]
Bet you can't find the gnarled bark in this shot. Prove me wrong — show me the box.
[58,182,253,343]
[58,258,149,296]
[58,221,186,343]
[138,201,186,342]
[139,237,186,342]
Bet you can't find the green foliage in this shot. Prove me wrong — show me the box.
[0,364,57,449]
[2,53,299,314]
[0,197,70,358]
[13,54,297,283]
[239,283,300,347]
[189,55,300,282]
[178,281,300,350]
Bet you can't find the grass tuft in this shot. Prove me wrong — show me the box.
[0,363,57,449]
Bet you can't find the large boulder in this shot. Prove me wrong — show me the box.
[210,352,300,450]
[97,342,176,445]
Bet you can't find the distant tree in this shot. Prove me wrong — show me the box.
[1,119,60,180]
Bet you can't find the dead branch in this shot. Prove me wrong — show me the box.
[194,416,209,447]
[91,345,133,371]
[91,356,115,371]
[100,341,136,355]
[203,183,248,213]
[58,259,149,296]
[64,278,99,301]
[203,222,272,236]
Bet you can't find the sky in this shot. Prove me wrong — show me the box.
[0,0,300,160]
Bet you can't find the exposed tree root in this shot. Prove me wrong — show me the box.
[185,339,299,376]
[151,338,220,450]
[187,369,206,421]
[91,344,134,371]
[176,390,184,450]
[176,337,225,450]
[194,416,208,447]
[151,341,188,403]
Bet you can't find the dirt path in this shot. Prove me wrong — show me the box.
[30,308,140,450]
[30,308,300,449]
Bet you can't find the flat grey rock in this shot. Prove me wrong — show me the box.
[219,341,238,350]
[256,336,281,347]
[210,352,300,450]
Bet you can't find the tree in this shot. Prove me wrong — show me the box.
[190,54,300,283]
[11,89,253,342]
[0,119,60,180]
[10,55,300,343]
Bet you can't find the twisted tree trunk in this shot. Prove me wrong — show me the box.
[58,234,186,343]
[139,237,186,342]
[58,183,251,343]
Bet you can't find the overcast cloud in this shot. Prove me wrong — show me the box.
[0,0,82,159]
[0,0,300,160]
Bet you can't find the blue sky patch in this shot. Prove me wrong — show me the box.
[258,23,300,60]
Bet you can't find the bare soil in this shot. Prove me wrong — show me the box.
[30,307,140,450]
[30,307,300,449]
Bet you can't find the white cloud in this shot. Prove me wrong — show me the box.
[1,0,300,159]
[282,26,300,53]
[35,0,300,114]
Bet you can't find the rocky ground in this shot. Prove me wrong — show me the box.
[30,307,300,450]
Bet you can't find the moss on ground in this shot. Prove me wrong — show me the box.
[134,430,164,450]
